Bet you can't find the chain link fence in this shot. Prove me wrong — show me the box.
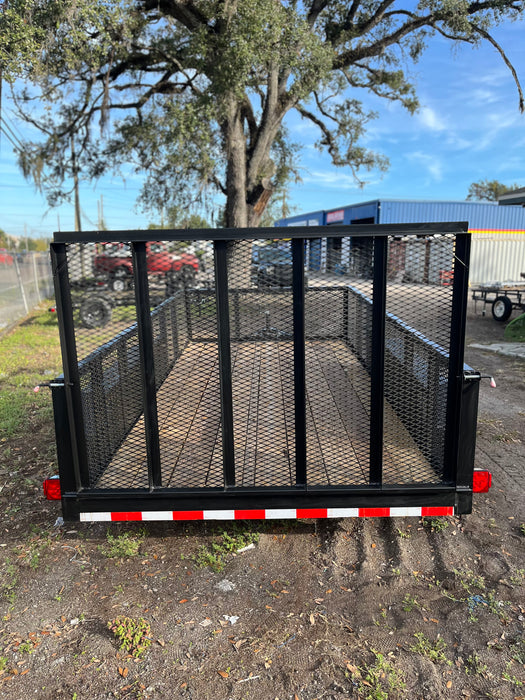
[0,251,54,331]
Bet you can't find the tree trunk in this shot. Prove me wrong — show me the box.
[223,101,254,285]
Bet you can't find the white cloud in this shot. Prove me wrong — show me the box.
[302,169,382,189]
[417,106,447,132]
[407,152,444,182]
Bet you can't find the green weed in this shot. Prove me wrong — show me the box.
[99,529,146,558]
[402,594,420,612]
[410,633,451,665]
[2,561,18,605]
[107,616,152,657]
[465,653,488,676]
[193,527,259,572]
[423,518,449,533]
[347,650,406,699]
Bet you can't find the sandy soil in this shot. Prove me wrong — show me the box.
[0,300,523,700]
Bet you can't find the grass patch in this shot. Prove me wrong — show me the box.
[0,305,61,439]
[346,650,406,699]
[99,529,146,558]
[193,526,260,573]
[423,518,449,533]
[107,616,152,657]
[409,632,451,665]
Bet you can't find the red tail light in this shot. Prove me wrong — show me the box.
[43,476,61,500]
[472,470,492,493]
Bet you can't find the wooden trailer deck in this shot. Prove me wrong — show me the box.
[98,340,436,489]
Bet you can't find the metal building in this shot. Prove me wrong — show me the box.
[276,199,525,284]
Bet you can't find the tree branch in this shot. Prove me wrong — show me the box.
[471,23,524,112]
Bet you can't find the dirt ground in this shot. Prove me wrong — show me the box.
[0,300,523,700]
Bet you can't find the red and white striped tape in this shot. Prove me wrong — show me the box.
[79,506,454,522]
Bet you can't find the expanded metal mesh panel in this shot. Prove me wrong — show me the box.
[55,228,465,498]
[382,235,454,484]
[228,240,294,486]
[146,241,223,488]
[305,236,374,485]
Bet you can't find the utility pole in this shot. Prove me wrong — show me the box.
[71,134,82,233]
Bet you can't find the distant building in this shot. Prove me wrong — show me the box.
[498,187,525,206]
[276,199,525,284]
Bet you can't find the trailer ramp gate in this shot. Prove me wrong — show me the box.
[50,224,480,521]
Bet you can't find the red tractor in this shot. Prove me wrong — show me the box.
[93,241,199,293]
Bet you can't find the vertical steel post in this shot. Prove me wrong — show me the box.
[214,241,235,487]
[369,236,388,486]
[292,238,307,487]
[132,242,162,489]
[50,243,89,489]
[342,287,349,343]
[444,233,471,483]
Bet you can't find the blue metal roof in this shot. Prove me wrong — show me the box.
[276,199,525,231]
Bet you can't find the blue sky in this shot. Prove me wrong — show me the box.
[1,20,524,239]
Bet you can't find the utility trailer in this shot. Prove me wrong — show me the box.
[45,223,491,522]
[471,281,525,322]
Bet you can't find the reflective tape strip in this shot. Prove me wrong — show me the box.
[78,506,455,522]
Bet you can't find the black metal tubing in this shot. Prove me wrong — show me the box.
[132,242,162,489]
[51,381,77,494]
[292,238,307,487]
[369,237,387,485]
[456,373,481,501]
[50,243,89,489]
[214,240,235,487]
[443,233,471,483]
[59,486,459,521]
[54,222,469,244]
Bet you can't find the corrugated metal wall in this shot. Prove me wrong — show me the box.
[469,235,525,284]
[277,200,525,284]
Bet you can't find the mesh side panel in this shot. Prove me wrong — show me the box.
[64,242,145,488]
[305,236,374,486]
[228,240,294,486]
[382,234,454,484]
[146,241,223,488]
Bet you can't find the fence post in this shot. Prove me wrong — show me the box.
[32,253,42,303]
[14,256,29,315]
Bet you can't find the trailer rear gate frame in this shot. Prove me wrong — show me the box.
[49,223,481,522]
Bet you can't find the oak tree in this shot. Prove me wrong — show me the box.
[3,0,524,227]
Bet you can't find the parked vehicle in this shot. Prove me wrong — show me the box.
[93,241,199,292]
[0,248,14,265]
[251,244,294,287]
[471,282,524,322]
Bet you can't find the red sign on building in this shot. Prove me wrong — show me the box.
[326,209,345,224]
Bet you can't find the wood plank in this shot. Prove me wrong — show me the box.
[253,342,292,486]
[305,342,363,485]
[99,338,436,492]
[164,345,222,488]
[329,340,435,483]
[310,341,368,484]
[232,342,260,486]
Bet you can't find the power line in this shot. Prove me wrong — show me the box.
[0,124,21,151]
[1,117,24,150]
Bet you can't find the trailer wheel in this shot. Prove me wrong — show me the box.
[166,270,182,296]
[181,265,196,286]
[80,295,112,328]
[492,296,512,322]
[110,268,131,292]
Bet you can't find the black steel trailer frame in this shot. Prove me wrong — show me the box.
[49,223,482,522]
[471,284,525,322]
